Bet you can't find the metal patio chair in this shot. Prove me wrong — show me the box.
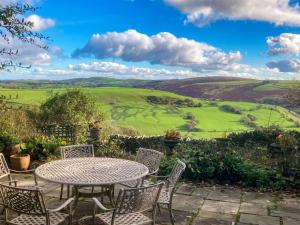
[59,144,94,199]
[0,181,74,225]
[0,153,37,213]
[148,160,186,225]
[121,147,163,188]
[92,182,163,225]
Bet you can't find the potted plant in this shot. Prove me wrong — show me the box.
[1,136,21,158]
[164,130,181,156]
[89,120,103,141]
[10,143,30,171]
[269,134,283,157]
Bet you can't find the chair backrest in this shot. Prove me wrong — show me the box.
[0,153,9,179]
[136,148,163,175]
[0,184,46,216]
[168,160,186,188]
[114,183,163,216]
[60,144,94,159]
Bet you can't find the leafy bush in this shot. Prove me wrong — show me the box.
[37,89,104,143]
[220,105,242,114]
[110,129,300,190]
[0,100,37,141]
[146,96,202,107]
[162,145,289,190]
[20,135,66,160]
[228,127,283,146]
[186,112,195,120]
[240,115,257,128]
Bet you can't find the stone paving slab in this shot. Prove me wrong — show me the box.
[191,186,210,198]
[239,202,268,216]
[242,192,274,206]
[206,187,242,203]
[193,217,233,225]
[176,183,196,195]
[201,200,240,214]
[239,214,280,225]
[172,194,204,213]
[156,208,193,225]
[1,175,300,225]
[270,209,300,221]
[197,211,236,222]
[282,217,300,225]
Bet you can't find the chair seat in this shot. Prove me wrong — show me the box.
[158,188,171,204]
[10,212,68,225]
[96,211,152,225]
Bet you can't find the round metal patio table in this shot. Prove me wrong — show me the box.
[35,157,149,211]
[35,157,149,186]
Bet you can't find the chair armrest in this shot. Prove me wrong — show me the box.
[47,197,74,213]
[9,169,35,174]
[93,198,114,211]
[0,180,18,186]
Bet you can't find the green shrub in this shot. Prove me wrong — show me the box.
[220,105,242,114]
[0,100,37,141]
[38,89,104,143]
[20,136,66,160]
[240,115,257,128]
[161,146,290,190]
[146,96,201,107]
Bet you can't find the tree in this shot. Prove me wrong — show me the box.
[0,3,48,70]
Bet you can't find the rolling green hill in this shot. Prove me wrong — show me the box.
[0,87,299,139]
[1,76,299,112]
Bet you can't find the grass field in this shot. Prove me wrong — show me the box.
[1,87,299,139]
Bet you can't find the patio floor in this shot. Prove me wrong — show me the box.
[1,174,300,225]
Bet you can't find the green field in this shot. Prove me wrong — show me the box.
[1,87,299,138]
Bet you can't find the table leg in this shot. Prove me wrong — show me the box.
[71,186,80,215]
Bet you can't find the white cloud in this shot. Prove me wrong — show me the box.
[0,36,52,66]
[1,60,300,80]
[68,61,195,77]
[267,33,300,55]
[25,14,55,31]
[73,29,241,72]
[166,0,300,27]
[266,58,300,72]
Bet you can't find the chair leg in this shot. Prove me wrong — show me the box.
[60,184,64,200]
[67,184,70,198]
[69,215,73,225]
[168,204,175,225]
[108,185,115,206]
[156,203,162,215]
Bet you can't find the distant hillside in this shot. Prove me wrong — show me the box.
[0,77,154,89]
[1,76,299,111]
[140,77,300,112]
[0,87,299,139]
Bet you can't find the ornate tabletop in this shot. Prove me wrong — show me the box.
[35,157,149,186]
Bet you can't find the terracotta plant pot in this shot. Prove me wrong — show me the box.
[89,127,102,140]
[10,154,30,171]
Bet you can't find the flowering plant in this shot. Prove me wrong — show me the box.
[165,130,181,140]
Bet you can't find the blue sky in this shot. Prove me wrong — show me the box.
[1,0,300,80]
